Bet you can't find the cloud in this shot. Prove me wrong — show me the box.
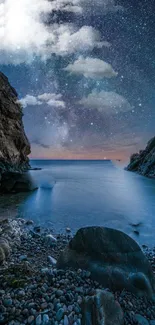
[50,0,123,15]
[79,90,131,114]
[0,0,107,64]
[79,0,123,14]
[19,93,65,108]
[64,56,117,79]
[19,95,42,108]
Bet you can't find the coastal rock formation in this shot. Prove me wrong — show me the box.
[126,137,155,178]
[0,72,32,192]
[82,290,124,325]
[57,226,155,298]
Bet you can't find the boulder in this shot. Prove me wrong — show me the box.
[0,172,38,193]
[57,227,155,298]
[82,289,124,325]
[0,238,10,264]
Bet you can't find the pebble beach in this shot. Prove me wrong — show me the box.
[0,218,155,325]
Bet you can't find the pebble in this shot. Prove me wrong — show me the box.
[64,315,69,325]
[3,298,13,307]
[42,314,50,324]
[1,218,155,325]
[35,314,42,325]
[47,255,57,266]
[27,315,35,324]
[41,302,48,310]
[56,290,64,297]
[56,308,64,321]
[19,255,27,261]
[135,314,149,325]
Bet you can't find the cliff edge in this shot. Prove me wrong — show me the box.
[126,137,155,178]
[0,72,31,191]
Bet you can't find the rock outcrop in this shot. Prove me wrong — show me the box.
[126,137,155,178]
[0,72,31,192]
[57,226,155,299]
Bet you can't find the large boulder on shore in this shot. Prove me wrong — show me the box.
[57,227,155,298]
[126,136,155,178]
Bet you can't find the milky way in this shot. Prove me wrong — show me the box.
[0,0,155,160]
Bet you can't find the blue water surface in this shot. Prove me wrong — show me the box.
[1,160,155,246]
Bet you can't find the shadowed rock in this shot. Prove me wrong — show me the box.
[0,71,32,193]
[0,172,38,193]
[57,227,155,298]
[126,137,155,178]
[82,289,124,325]
[0,238,10,264]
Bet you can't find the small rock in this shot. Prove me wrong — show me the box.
[45,234,57,246]
[56,308,64,321]
[135,314,149,325]
[42,314,49,324]
[34,226,41,233]
[19,255,27,261]
[64,315,69,325]
[27,315,35,324]
[3,298,13,307]
[56,290,64,297]
[41,302,48,310]
[26,220,34,225]
[47,256,57,266]
[17,290,25,297]
[35,314,42,325]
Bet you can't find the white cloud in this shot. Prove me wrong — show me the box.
[79,90,131,114]
[0,0,107,64]
[38,93,62,101]
[64,56,117,79]
[19,92,65,108]
[19,95,42,108]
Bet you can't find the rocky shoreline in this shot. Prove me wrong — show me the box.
[0,218,155,325]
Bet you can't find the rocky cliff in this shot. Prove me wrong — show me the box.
[126,137,155,178]
[0,72,30,180]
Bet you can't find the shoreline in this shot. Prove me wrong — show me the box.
[0,218,155,325]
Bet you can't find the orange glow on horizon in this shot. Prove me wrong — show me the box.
[30,145,131,162]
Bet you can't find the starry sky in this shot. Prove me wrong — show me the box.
[0,0,155,160]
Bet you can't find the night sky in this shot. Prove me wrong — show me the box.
[0,0,155,160]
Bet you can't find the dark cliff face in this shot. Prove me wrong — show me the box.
[0,72,31,174]
[126,137,155,178]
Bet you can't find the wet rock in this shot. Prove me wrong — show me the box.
[57,226,155,298]
[82,289,124,325]
[134,314,149,325]
[45,234,57,246]
[47,256,57,266]
[56,308,64,321]
[0,238,10,264]
[0,172,38,193]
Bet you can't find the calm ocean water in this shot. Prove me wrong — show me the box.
[0,160,155,246]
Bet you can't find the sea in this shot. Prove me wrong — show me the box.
[0,160,155,247]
